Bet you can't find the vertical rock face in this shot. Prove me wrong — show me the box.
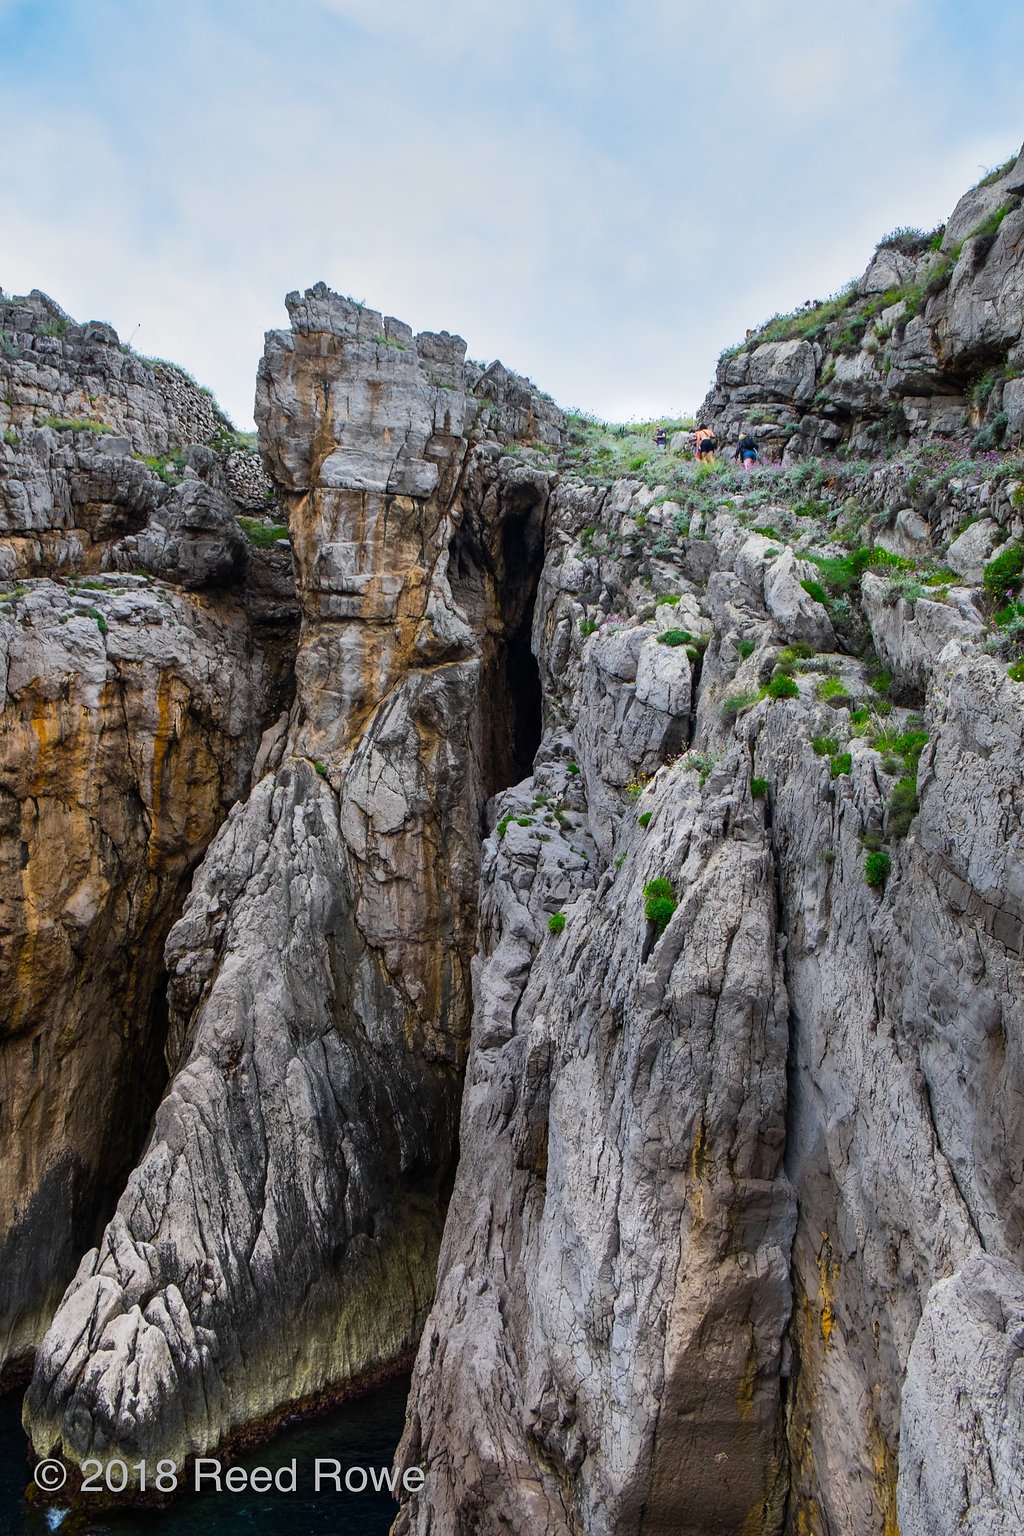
[397,463,1024,1534]
[0,580,270,1375]
[0,298,290,1379]
[25,287,560,1468]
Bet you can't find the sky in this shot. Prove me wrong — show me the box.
[1,0,1021,429]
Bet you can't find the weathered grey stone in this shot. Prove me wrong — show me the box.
[946,518,1001,583]
[898,1253,1024,1536]
[25,285,555,1471]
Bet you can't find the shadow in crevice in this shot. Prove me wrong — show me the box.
[449,477,547,801]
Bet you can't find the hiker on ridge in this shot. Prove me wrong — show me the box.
[694,425,717,463]
[735,431,759,470]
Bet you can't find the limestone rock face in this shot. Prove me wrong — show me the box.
[0,297,294,1379]
[898,1253,1024,1536]
[0,579,270,1373]
[700,143,1024,458]
[396,474,1024,1535]
[25,286,559,1470]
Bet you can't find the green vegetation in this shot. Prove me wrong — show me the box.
[750,778,769,799]
[142,450,186,484]
[864,851,892,888]
[684,751,717,785]
[766,674,799,699]
[812,735,839,757]
[314,761,328,778]
[567,762,580,776]
[3,427,18,447]
[976,156,1017,188]
[637,811,653,828]
[643,877,677,932]
[887,777,919,838]
[983,542,1024,603]
[562,410,695,481]
[736,638,755,660]
[815,677,850,703]
[38,414,114,435]
[656,628,692,647]
[1008,659,1024,682]
[238,517,289,548]
[830,752,852,778]
[547,911,566,936]
[82,606,107,636]
[775,642,816,674]
[655,593,680,607]
[579,618,599,636]
[721,689,760,721]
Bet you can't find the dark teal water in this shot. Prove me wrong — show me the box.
[0,1376,410,1536]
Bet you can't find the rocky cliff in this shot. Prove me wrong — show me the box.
[394,455,1024,1534]
[0,294,296,1381]
[22,286,565,1470]
[6,147,1024,1536]
[701,145,1024,462]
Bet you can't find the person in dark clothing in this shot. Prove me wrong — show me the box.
[694,425,717,462]
[735,432,759,470]
[654,425,668,449]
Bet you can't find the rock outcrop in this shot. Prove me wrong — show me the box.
[395,453,1024,1533]
[701,144,1024,460]
[0,299,293,1379]
[23,287,563,1470]
[9,149,1024,1536]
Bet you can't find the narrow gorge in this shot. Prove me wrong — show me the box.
[2,145,1024,1536]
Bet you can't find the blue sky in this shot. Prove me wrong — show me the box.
[1,0,1021,427]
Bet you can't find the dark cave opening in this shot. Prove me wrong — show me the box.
[447,481,547,800]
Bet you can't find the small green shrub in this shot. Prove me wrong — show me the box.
[887,777,919,838]
[812,735,839,757]
[657,628,692,647]
[767,674,799,699]
[656,594,681,607]
[830,752,852,777]
[815,677,850,702]
[38,414,114,435]
[547,911,566,935]
[983,542,1024,603]
[721,689,760,721]
[636,811,653,831]
[750,778,768,799]
[684,751,717,785]
[516,816,532,826]
[314,760,328,778]
[238,516,289,548]
[802,578,829,605]
[1009,659,1024,682]
[84,606,107,635]
[567,762,580,776]
[753,524,779,539]
[643,878,677,931]
[864,851,892,888]
[497,815,512,837]
[3,427,18,448]
[736,638,755,660]
[579,619,599,636]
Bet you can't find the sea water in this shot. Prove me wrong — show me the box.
[0,1376,410,1536]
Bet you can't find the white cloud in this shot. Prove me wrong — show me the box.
[1,0,1021,427]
